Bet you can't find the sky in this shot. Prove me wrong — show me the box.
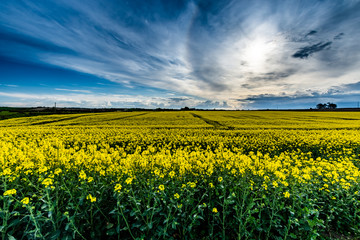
[1,0,360,109]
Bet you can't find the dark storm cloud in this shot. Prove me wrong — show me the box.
[292,42,332,59]
[239,93,312,102]
[334,33,344,40]
[249,70,296,82]
[168,97,191,102]
[195,100,229,109]
[240,70,295,90]
[341,81,360,91]
[305,30,317,37]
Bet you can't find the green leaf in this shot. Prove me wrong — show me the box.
[130,210,137,217]
[8,219,20,228]
[49,230,61,240]
[132,223,141,229]
[106,223,114,229]
[106,229,116,236]
[61,235,73,240]
[147,222,153,229]
[65,223,70,231]
[172,221,178,229]
[7,235,16,240]
[140,225,147,231]
[289,233,297,239]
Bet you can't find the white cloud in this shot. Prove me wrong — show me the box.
[55,88,92,93]
[0,91,227,109]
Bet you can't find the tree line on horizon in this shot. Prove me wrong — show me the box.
[316,102,337,110]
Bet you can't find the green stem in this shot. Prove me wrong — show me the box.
[266,193,278,240]
[45,189,57,231]
[90,206,93,227]
[162,207,173,238]
[238,187,249,240]
[65,214,86,240]
[1,200,9,240]
[222,187,226,239]
[117,211,121,240]
[1,178,8,240]
[283,219,292,240]
[130,188,148,225]
[28,206,44,239]
[118,201,136,240]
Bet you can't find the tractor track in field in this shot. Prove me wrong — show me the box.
[30,115,85,125]
[107,112,149,121]
[190,113,234,130]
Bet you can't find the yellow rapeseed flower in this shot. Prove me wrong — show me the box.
[2,168,11,176]
[54,168,62,175]
[189,182,196,188]
[283,191,290,198]
[38,166,48,174]
[169,171,176,178]
[21,197,30,205]
[42,178,54,188]
[114,183,122,193]
[212,208,218,213]
[125,177,133,185]
[218,177,223,183]
[79,170,86,180]
[86,194,97,202]
[174,193,180,199]
[158,185,165,191]
[3,189,16,196]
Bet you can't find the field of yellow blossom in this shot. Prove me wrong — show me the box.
[1,111,360,239]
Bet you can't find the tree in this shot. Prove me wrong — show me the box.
[316,103,326,109]
[316,102,337,110]
[327,102,337,109]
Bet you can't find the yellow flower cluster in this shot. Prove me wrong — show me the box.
[158,185,165,191]
[114,183,122,193]
[42,178,54,188]
[86,194,97,202]
[3,189,16,196]
[21,197,30,205]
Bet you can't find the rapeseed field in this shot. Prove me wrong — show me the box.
[1,111,360,239]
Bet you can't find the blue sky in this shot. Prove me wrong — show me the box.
[1,0,360,109]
